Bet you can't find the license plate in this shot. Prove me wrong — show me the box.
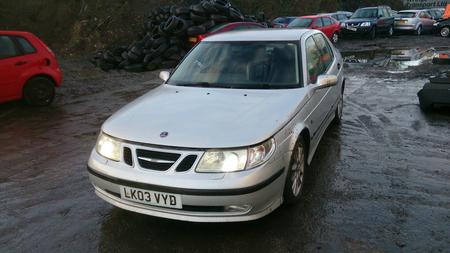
[120,186,182,209]
[398,20,407,24]
[347,26,357,31]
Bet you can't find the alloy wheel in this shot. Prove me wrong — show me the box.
[290,145,305,197]
[441,27,450,37]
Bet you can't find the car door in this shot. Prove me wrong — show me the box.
[303,35,335,143]
[311,18,324,32]
[321,17,333,38]
[420,11,435,30]
[0,35,26,100]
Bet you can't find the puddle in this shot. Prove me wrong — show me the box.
[342,47,450,73]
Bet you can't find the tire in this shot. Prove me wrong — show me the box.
[283,136,308,205]
[202,20,216,30]
[187,25,207,36]
[190,4,206,15]
[175,7,190,16]
[331,32,339,43]
[23,77,55,106]
[387,25,394,37]
[190,12,208,23]
[415,25,422,36]
[333,94,344,124]
[440,26,450,37]
[210,14,228,23]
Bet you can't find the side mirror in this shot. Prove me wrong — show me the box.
[159,71,170,82]
[314,74,338,90]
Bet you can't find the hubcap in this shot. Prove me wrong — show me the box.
[333,33,338,43]
[291,145,305,197]
[442,27,450,37]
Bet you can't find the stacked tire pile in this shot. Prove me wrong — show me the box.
[92,0,259,72]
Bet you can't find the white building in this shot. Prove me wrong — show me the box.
[404,0,449,8]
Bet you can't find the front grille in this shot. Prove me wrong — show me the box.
[136,149,181,171]
[123,147,133,166]
[176,155,198,172]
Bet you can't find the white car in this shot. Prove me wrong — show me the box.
[87,29,345,222]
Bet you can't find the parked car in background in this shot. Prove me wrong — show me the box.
[272,17,296,28]
[319,12,350,22]
[0,31,61,106]
[188,22,265,46]
[336,11,353,18]
[426,8,444,20]
[394,10,435,35]
[288,15,341,43]
[340,6,395,40]
[87,29,345,222]
[434,18,450,37]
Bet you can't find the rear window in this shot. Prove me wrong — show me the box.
[16,37,36,54]
[396,12,416,18]
[0,36,19,59]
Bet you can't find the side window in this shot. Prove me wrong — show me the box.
[313,34,334,71]
[323,18,332,26]
[305,37,325,84]
[0,36,19,59]
[313,18,323,28]
[15,37,36,54]
[383,8,390,17]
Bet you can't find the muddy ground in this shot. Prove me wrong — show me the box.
[1,35,450,252]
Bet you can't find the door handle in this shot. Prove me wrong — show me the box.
[15,61,27,66]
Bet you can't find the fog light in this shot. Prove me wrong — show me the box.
[224,205,251,213]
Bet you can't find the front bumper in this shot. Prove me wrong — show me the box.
[341,27,372,36]
[87,142,289,222]
[88,166,285,222]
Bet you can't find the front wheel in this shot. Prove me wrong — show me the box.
[440,27,450,37]
[23,77,55,106]
[332,32,339,43]
[283,136,308,205]
[369,28,377,40]
[333,95,344,124]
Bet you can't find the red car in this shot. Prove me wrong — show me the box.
[0,31,62,106]
[188,22,266,46]
[288,15,341,43]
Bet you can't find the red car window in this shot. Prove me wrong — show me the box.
[15,36,36,54]
[0,36,20,59]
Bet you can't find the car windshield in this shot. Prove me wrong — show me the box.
[273,17,294,24]
[168,41,301,89]
[288,18,313,28]
[396,12,416,18]
[352,8,378,18]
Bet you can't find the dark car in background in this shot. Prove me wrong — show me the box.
[188,22,265,46]
[271,16,296,28]
[434,18,450,37]
[426,8,444,20]
[341,6,395,39]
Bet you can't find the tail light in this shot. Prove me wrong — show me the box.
[188,34,207,45]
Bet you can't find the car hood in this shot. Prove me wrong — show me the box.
[344,18,376,24]
[102,85,308,149]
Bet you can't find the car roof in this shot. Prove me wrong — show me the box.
[298,15,323,19]
[204,29,313,42]
[399,10,421,13]
[0,30,34,36]
[359,7,378,10]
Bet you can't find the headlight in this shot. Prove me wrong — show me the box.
[196,139,275,173]
[434,23,439,26]
[360,22,371,27]
[96,132,122,161]
[340,23,346,28]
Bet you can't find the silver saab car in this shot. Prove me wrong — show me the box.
[87,29,345,222]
